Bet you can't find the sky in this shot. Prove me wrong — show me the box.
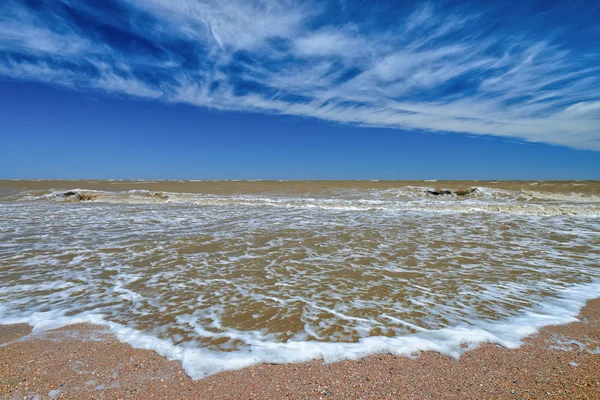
[1,0,599,179]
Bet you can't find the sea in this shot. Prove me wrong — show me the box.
[1,180,599,378]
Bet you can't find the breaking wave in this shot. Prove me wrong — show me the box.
[3,185,600,217]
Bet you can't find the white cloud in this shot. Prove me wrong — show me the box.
[0,22,94,56]
[293,29,370,58]
[126,0,316,51]
[564,101,600,116]
[0,0,599,150]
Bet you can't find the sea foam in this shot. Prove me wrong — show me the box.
[2,281,599,379]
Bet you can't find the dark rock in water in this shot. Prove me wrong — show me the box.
[57,191,82,201]
[426,189,452,196]
[454,188,477,196]
[56,191,97,201]
[425,188,477,196]
[59,191,79,198]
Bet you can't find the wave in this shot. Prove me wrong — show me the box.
[3,187,600,217]
[2,281,599,379]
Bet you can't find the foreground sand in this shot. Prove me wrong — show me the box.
[1,300,600,399]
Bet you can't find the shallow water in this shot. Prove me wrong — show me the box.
[1,180,599,377]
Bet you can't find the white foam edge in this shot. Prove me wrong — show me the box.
[1,280,599,379]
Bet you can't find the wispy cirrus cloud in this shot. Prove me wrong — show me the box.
[1,0,599,149]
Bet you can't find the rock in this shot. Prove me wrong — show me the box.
[425,188,477,196]
[426,189,452,196]
[55,191,97,201]
[56,191,82,201]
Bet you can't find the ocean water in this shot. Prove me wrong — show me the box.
[0,180,599,378]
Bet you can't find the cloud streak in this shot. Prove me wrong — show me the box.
[1,0,599,149]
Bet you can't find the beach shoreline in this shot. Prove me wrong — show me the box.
[1,299,599,399]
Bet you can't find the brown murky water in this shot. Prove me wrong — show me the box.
[1,180,599,377]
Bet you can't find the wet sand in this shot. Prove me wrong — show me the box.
[1,299,599,399]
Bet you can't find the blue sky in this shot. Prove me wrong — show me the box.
[1,0,599,179]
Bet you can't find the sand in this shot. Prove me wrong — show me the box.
[1,299,600,399]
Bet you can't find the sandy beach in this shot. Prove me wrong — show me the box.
[2,0,600,395]
[1,298,599,399]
